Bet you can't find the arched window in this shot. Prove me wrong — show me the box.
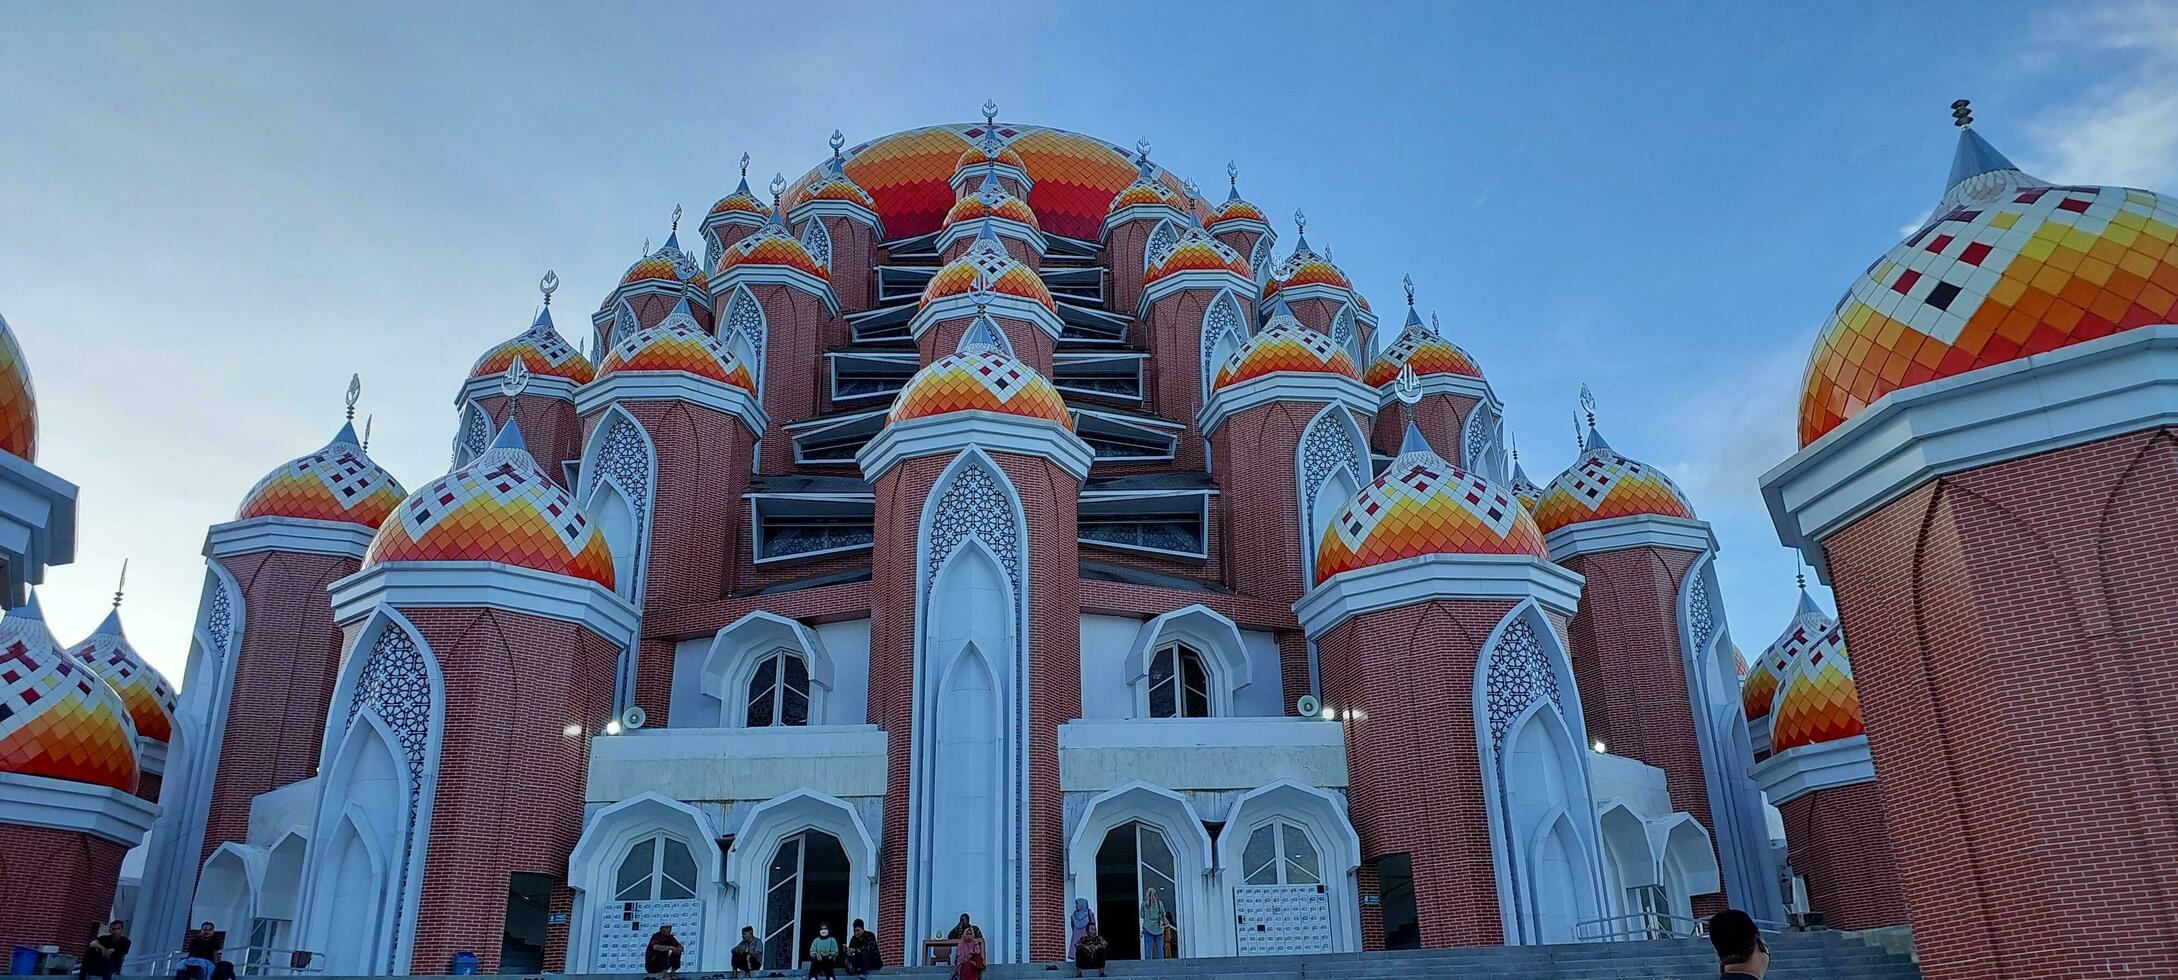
[1146,642,1211,718]
[1240,821,1321,886]
[745,650,812,727]
[763,830,849,968]
[1095,821,1179,960]
[614,834,699,902]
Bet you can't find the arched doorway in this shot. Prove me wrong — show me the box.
[763,831,849,969]
[1232,820,1331,954]
[1095,821,1179,960]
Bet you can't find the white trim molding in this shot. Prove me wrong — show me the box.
[1138,268,1254,319]
[328,561,640,647]
[1544,514,1718,562]
[1763,325,2178,582]
[700,610,838,727]
[857,411,1094,484]
[456,372,579,409]
[204,516,374,560]
[707,265,841,317]
[1370,371,1495,409]
[1213,780,1364,955]
[574,372,770,435]
[0,770,159,845]
[1750,734,1877,807]
[1295,554,1584,638]
[1122,604,1254,717]
[909,292,1064,342]
[566,793,728,973]
[0,449,76,605]
[789,199,883,240]
[1198,374,1378,439]
[1103,202,1190,238]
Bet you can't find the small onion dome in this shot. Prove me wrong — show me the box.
[887,338,1073,430]
[944,188,1040,232]
[1211,313,1362,393]
[236,420,407,529]
[469,305,596,385]
[1109,179,1175,213]
[1529,426,1696,536]
[620,231,702,288]
[364,421,616,590]
[0,311,38,462]
[1732,643,1750,681]
[1765,590,1863,753]
[1212,194,1266,228]
[1800,114,2178,446]
[0,593,139,792]
[717,219,830,281]
[922,235,1056,312]
[1509,459,1544,513]
[956,139,1028,174]
[708,173,769,225]
[1314,426,1548,584]
[598,300,755,392]
[70,608,176,744]
[806,137,878,209]
[1145,226,1252,285]
[1364,307,1484,387]
[1262,244,1354,301]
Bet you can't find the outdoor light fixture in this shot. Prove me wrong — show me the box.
[1592,740,1607,753]
[605,720,623,736]
[562,723,583,737]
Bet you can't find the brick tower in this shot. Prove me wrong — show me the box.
[454,275,595,478]
[595,212,711,357]
[1137,217,1256,469]
[1261,214,1368,364]
[1101,140,1191,321]
[707,180,841,474]
[131,397,407,950]
[1745,585,1906,930]
[574,296,769,721]
[298,410,636,974]
[1533,414,1780,919]
[858,330,1091,964]
[0,595,156,959]
[1363,281,1502,468]
[698,152,771,276]
[787,131,885,314]
[1207,162,1275,288]
[915,220,1062,373]
[1763,108,2178,977]
[1297,426,1602,947]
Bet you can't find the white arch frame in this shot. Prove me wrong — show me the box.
[1329,303,1361,366]
[700,610,839,728]
[1199,289,1247,400]
[799,215,834,274]
[453,400,494,468]
[1214,781,1363,954]
[1122,604,1253,719]
[1295,403,1369,587]
[1523,808,1598,944]
[1144,219,1178,271]
[1650,812,1721,919]
[194,841,263,940]
[255,828,308,948]
[1594,800,1658,926]
[726,789,880,962]
[1065,782,1215,960]
[1676,553,1779,920]
[299,732,402,976]
[722,284,768,395]
[136,562,246,947]
[566,793,728,972]
[578,406,658,712]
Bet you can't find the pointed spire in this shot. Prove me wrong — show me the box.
[1402,275,1423,329]
[1947,100,2020,192]
[344,372,362,424]
[17,588,46,620]
[767,173,788,229]
[828,129,847,174]
[533,270,559,331]
[960,315,1005,352]
[1795,586,1823,618]
[112,559,127,609]
[1268,296,1298,325]
[978,169,1006,206]
[1134,138,1155,180]
[1398,421,1432,457]
[489,417,527,453]
[93,561,127,637]
[738,150,752,189]
[1292,209,1311,253]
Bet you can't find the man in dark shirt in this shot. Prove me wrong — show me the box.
[80,922,130,980]
[175,923,222,980]
[1709,910,1769,977]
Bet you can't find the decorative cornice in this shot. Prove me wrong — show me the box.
[935,218,1046,259]
[1207,215,1273,238]
[0,771,159,847]
[329,560,640,646]
[1295,553,1584,637]
[601,277,688,309]
[701,208,766,233]
[136,737,168,777]
[1544,514,1718,562]
[1371,371,1495,409]
[1198,373,1378,437]
[1749,734,1875,806]
[573,371,769,435]
[856,411,1093,484]
[707,264,841,316]
[204,515,375,560]
[0,449,77,606]
[789,198,883,238]
[457,372,578,408]
[1138,268,1254,317]
[1763,326,2178,582]
[1103,202,1189,237]
[910,292,1063,341]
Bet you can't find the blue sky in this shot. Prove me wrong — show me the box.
[3,1,2173,683]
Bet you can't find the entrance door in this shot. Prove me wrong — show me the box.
[1233,821,1331,955]
[1094,822,1178,960]
[763,831,849,968]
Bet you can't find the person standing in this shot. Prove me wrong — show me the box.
[729,926,762,979]
[642,924,683,975]
[1161,913,1178,959]
[948,924,985,980]
[844,919,880,977]
[807,924,840,979]
[1138,888,1165,961]
[1068,899,1092,958]
[79,922,129,980]
[946,913,972,940]
[1709,910,1769,978]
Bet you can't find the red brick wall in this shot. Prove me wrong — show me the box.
[0,824,125,954]
[1370,394,1477,461]
[136,768,162,805]
[1139,286,1252,472]
[1355,862,1384,951]
[1284,296,1343,336]
[1211,228,1264,274]
[397,606,618,974]
[1105,222,1154,320]
[917,314,1056,376]
[203,549,358,865]
[813,215,875,314]
[476,395,582,489]
[1319,598,1517,947]
[733,283,838,475]
[1776,780,1907,930]
[1821,426,2178,979]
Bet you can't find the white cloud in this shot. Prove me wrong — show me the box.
[2023,0,2178,189]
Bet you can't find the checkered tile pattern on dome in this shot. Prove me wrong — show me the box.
[1511,470,1543,514]
[1213,321,1361,392]
[922,248,1056,311]
[620,254,680,287]
[1767,612,1862,753]
[470,322,596,384]
[365,446,616,589]
[1315,451,1548,584]
[71,623,175,744]
[708,186,768,221]
[0,610,137,792]
[1741,656,1781,723]
[1211,198,1266,226]
[806,173,876,209]
[780,125,1208,243]
[1109,180,1174,212]
[957,143,1027,172]
[0,314,37,462]
[945,193,1040,231]
[1530,448,1695,535]
[599,319,755,391]
[1364,325,1484,386]
[1801,173,2178,445]
[718,229,830,281]
[236,431,407,529]
[888,348,1074,430]
[1147,230,1252,284]
[1263,258,1353,300]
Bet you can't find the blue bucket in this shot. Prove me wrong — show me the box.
[8,947,39,977]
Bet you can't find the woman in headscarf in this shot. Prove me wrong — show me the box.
[1068,898,1093,958]
[1073,921,1108,978]
[949,924,986,980]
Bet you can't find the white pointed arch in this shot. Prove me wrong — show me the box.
[699,610,839,727]
[567,793,728,972]
[1295,404,1369,586]
[1248,238,1273,286]
[1122,604,1252,718]
[193,842,262,940]
[133,562,246,947]
[1651,812,1720,916]
[1214,781,1363,954]
[1525,809,1597,944]
[1144,219,1179,271]
[1065,782,1215,959]
[1595,799,1658,922]
[723,284,768,394]
[799,215,833,273]
[453,400,493,467]
[1329,303,1361,366]
[309,804,390,976]
[259,828,309,935]
[727,788,880,959]
[578,406,657,605]
[1462,402,1498,477]
[1676,553,1777,919]
[1199,289,1247,400]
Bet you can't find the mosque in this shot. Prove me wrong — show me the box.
[0,103,2172,980]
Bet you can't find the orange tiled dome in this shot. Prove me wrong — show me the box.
[1800,124,2178,446]
[717,223,830,281]
[945,191,1040,231]
[364,423,616,590]
[1529,429,1696,535]
[922,241,1056,312]
[1212,313,1361,393]
[0,595,139,793]
[1510,459,1544,513]
[1146,227,1252,284]
[957,141,1027,173]
[1364,310,1484,387]
[1263,256,1353,300]
[1314,432,1548,584]
[70,609,175,744]
[709,175,770,223]
[1110,179,1175,213]
[598,303,755,392]
[1763,592,1863,752]
[470,308,596,385]
[0,313,38,462]
[888,345,1073,430]
[1212,196,1267,227]
[236,421,407,529]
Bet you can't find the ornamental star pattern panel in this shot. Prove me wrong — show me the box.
[1214,323,1361,392]
[237,437,407,529]
[453,403,492,467]
[1800,178,2178,445]
[367,448,616,589]
[0,625,137,792]
[889,349,1074,429]
[799,215,833,272]
[1529,450,1695,535]
[724,289,769,382]
[205,574,233,652]
[1300,409,1367,523]
[600,319,755,391]
[470,323,596,384]
[1486,618,1564,749]
[924,462,1022,594]
[71,632,176,743]
[589,418,652,551]
[1364,329,1484,386]
[0,314,36,462]
[1315,454,1547,584]
[1201,294,1246,393]
[344,623,433,975]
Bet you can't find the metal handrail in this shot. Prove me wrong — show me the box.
[136,947,324,977]
[1574,911,1705,941]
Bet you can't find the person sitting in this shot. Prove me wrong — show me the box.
[174,922,222,980]
[1073,921,1108,978]
[1710,909,1769,978]
[80,922,129,980]
[806,924,841,979]
[844,919,881,976]
[949,924,985,980]
[729,926,762,979]
[642,923,683,976]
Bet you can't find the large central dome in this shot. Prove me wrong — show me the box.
[783,123,1211,242]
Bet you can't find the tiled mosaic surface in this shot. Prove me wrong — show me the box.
[470,311,596,384]
[599,315,755,391]
[0,603,137,792]
[888,347,1073,429]
[0,313,37,462]
[70,614,176,744]
[707,177,768,222]
[1214,320,1361,392]
[1529,444,1695,535]
[1316,449,1547,583]
[1365,319,1484,387]
[1147,227,1252,284]
[366,443,616,589]
[923,240,1056,312]
[236,424,407,528]
[1765,603,1864,753]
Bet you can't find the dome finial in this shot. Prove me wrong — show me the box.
[112,558,127,610]
[829,129,847,172]
[1227,160,1239,190]
[671,204,683,232]
[1403,274,1416,308]
[1579,383,1597,428]
[1134,138,1154,180]
[767,173,788,229]
[983,99,998,128]
[540,269,559,307]
[1293,209,1307,236]
[1951,98,1973,129]
[1430,311,1441,336]
[1509,429,1520,463]
[362,413,372,451]
[740,151,751,179]
[345,372,362,423]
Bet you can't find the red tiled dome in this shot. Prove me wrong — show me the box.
[888,346,1072,430]
[1315,440,1547,585]
[0,596,138,793]
[365,425,616,589]
[236,422,407,529]
[0,312,38,462]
